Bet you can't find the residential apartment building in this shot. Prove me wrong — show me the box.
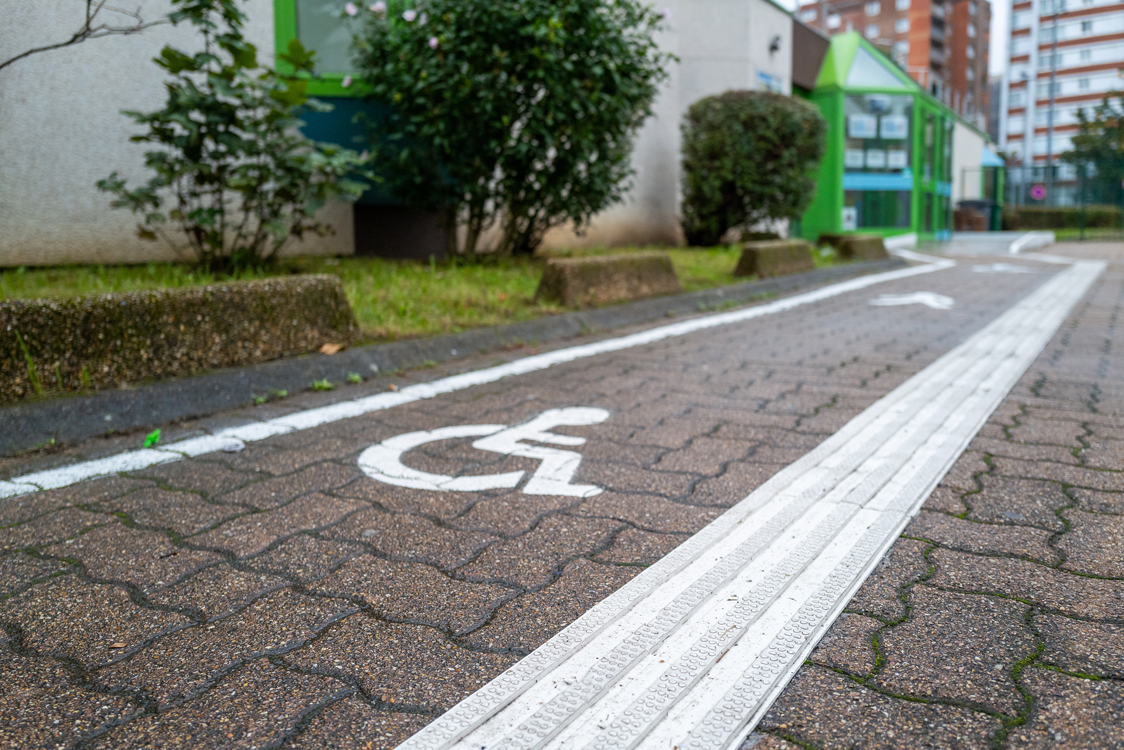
[1000,0,1124,180]
[796,0,991,128]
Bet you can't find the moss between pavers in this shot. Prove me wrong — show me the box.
[1,275,357,405]
[534,252,682,308]
[734,240,816,279]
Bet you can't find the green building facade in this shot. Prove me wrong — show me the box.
[798,33,957,242]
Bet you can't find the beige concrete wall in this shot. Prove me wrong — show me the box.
[542,0,794,249]
[0,0,351,267]
[952,121,986,202]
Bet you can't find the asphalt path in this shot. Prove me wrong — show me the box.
[1,245,1120,750]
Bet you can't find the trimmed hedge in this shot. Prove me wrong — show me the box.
[680,90,826,247]
[734,240,815,279]
[534,252,681,308]
[1,275,358,405]
[1002,205,1123,230]
[818,234,890,261]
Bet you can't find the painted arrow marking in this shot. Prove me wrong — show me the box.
[973,263,1035,274]
[869,291,955,310]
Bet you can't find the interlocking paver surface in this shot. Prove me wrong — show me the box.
[1,247,1120,748]
[758,244,1124,749]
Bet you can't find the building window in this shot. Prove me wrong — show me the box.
[967,22,976,38]
[896,0,910,8]
[293,0,354,73]
[867,24,880,37]
[1039,53,1053,68]
[1081,20,1093,33]
[967,67,975,81]
[967,45,975,59]
[1012,12,1027,28]
[969,0,978,13]
[828,13,842,28]
[1079,78,1091,90]
[1080,49,1092,62]
[893,40,909,55]
[800,8,817,21]
[895,17,909,32]
[1009,91,1023,107]
[866,1,881,15]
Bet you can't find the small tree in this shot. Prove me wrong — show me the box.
[99,0,370,271]
[680,91,826,247]
[351,0,671,257]
[1063,94,1124,205]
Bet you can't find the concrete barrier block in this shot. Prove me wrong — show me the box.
[734,239,816,279]
[534,252,681,308]
[1,275,358,405]
[817,234,890,261]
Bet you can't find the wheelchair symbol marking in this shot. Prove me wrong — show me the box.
[358,407,610,498]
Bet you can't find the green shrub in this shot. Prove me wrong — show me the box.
[351,0,671,257]
[99,0,370,272]
[680,91,826,247]
[1003,205,1122,230]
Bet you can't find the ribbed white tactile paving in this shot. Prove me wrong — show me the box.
[0,258,949,502]
[397,260,1105,750]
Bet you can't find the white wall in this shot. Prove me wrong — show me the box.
[0,0,350,267]
[542,0,794,248]
[951,120,986,201]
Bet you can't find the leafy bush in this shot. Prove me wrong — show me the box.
[680,91,826,247]
[351,0,672,257]
[99,0,370,271]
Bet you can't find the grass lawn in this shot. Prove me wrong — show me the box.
[1050,227,1124,241]
[1,245,840,342]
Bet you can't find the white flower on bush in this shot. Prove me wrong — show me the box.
[342,75,353,87]
[402,9,417,21]
[428,36,439,48]
[344,2,358,16]
[370,1,386,11]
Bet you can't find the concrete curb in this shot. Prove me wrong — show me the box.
[1,258,905,456]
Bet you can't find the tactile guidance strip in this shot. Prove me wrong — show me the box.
[398,260,1104,750]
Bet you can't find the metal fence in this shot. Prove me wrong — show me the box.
[1005,161,1124,240]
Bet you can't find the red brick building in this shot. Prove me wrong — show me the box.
[797,0,991,128]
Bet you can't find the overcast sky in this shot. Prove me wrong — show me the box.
[777,0,1009,78]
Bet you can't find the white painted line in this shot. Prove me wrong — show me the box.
[1,258,953,502]
[1009,230,1056,254]
[396,260,1104,750]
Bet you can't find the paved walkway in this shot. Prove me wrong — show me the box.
[0,244,1120,749]
[753,244,1124,750]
